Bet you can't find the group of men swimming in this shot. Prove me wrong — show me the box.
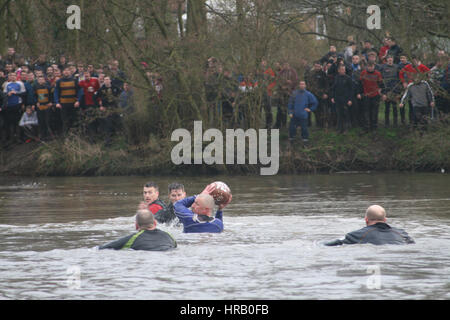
[99,182,414,251]
[98,181,232,251]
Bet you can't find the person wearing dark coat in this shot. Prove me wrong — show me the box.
[325,205,415,246]
[99,209,177,251]
[331,64,354,133]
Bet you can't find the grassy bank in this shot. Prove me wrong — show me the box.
[1,120,449,177]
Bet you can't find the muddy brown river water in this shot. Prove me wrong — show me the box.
[0,173,449,299]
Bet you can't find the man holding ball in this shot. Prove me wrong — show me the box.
[174,182,232,233]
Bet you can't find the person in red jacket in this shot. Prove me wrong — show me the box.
[79,71,100,108]
[399,57,430,87]
[78,71,100,136]
[358,63,383,132]
[378,38,390,63]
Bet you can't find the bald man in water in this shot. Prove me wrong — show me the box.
[325,205,415,246]
[174,184,232,233]
[99,209,177,251]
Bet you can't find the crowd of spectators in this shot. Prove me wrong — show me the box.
[204,37,449,141]
[1,36,449,147]
[1,49,134,146]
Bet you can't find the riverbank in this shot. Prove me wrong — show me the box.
[1,122,449,177]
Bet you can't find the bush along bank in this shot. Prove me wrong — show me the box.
[1,122,449,177]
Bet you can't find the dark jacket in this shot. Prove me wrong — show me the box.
[387,45,403,64]
[305,69,329,97]
[155,202,179,224]
[331,74,354,103]
[380,64,401,94]
[99,229,177,251]
[325,222,415,246]
[147,199,173,224]
[24,81,36,106]
[96,85,121,108]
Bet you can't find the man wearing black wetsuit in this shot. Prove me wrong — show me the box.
[325,205,415,246]
[99,209,177,251]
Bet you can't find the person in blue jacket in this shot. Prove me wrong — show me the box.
[288,80,318,142]
[174,183,232,233]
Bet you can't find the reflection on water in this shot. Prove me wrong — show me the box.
[0,173,449,299]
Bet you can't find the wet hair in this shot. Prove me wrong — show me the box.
[135,209,155,229]
[168,182,184,193]
[144,181,159,191]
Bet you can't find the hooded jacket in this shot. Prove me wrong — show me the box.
[400,81,434,107]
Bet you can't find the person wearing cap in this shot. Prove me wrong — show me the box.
[99,209,177,251]
[174,184,231,233]
[324,205,415,246]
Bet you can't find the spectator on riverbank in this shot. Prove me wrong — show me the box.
[34,75,53,140]
[95,76,121,145]
[2,72,26,143]
[98,209,177,251]
[331,64,353,133]
[400,74,435,129]
[381,55,403,127]
[359,62,384,132]
[19,105,39,142]
[275,62,298,129]
[54,66,83,135]
[324,205,415,246]
[288,80,318,143]
[305,61,329,128]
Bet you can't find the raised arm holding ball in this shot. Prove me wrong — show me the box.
[174,182,232,233]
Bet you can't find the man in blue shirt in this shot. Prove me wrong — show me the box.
[174,184,232,233]
[2,72,26,143]
[288,80,318,143]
